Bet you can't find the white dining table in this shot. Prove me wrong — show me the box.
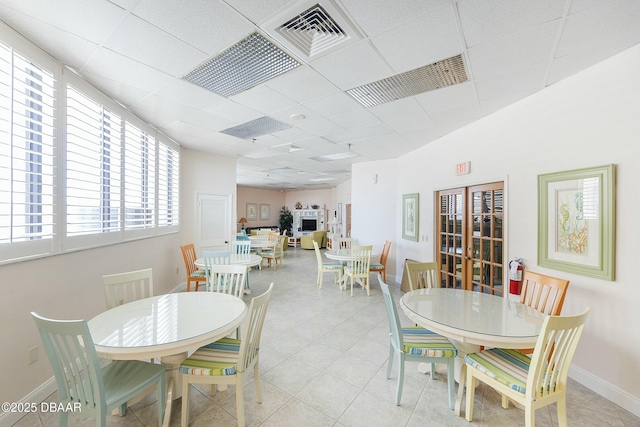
[88,292,247,398]
[400,288,545,415]
[194,253,262,269]
[324,248,380,290]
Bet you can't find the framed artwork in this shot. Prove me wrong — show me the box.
[259,204,270,220]
[402,193,419,242]
[246,203,258,220]
[538,164,615,280]
[337,203,343,223]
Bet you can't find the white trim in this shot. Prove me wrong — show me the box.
[569,365,640,418]
[0,376,57,427]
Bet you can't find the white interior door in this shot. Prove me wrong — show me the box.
[196,193,232,252]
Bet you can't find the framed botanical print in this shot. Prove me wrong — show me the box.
[538,164,615,280]
[246,203,258,220]
[259,204,270,221]
[402,193,419,242]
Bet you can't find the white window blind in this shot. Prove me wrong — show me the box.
[158,141,180,227]
[0,42,55,244]
[124,121,155,230]
[66,85,122,236]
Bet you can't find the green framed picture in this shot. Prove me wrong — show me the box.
[402,193,419,242]
[538,164,615,280]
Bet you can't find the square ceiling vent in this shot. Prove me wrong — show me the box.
[346,54,468,108]
[262,0,362,62]
[221,116,291,140]
[182,32,300,97]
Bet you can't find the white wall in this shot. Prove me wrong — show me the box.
[351,44,640,415]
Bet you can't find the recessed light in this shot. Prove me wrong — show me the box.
[290,113,305,120]
[311,151,358,162]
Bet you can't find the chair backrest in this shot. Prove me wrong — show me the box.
[180,243,199,275]
[526,308,590,400]
[232,240,251,254]
[520,271,570,315]
[240,229,248,237]
[102,268,153,310]
[377,276,403,353]
[236,233,250,241]
[238,283,274,372]
[269,235,286,257]
[379,240,391,267]
[206,264,247,297]
[337,237,352,250]
[349,245,372,274]
[313,240,323,268]
[31,312,106,418]
[405,262,439,291]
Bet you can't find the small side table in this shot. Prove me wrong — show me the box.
[288,236,300,247]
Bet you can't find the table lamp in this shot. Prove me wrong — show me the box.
[238,217,247,229]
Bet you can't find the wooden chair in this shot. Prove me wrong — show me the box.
[180,243,206,292]
[180,283,274,427]
[32,312,166,427]
[405,262,439,291]
[378,276,456,409]
[465,308,591,427]
[313,240,342,288]
[343,245,372,296]
[102,268,153,310]
[369,240,391,282]
[262,235,285,270]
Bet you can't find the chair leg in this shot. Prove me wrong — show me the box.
[465,369,476,421]
[396,353,405,405]
[430,362,435,378]
[525,404,535,427]
[181,379,190,427]
[236,380,245,427]
[58,411,68,427]
[350,276,354,296]
[557,396,568,427]
[254,363,262,403]
[156,376,166,427]
[501,393,509,409]
[386,345,394,379]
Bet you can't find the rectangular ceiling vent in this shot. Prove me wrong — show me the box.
[346,54,468,108]
[262,0,361,62]
[221,116,291,140]
[182,32,300,97]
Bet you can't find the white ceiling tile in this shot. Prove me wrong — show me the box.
[223,0,298,26]
[385,113,436,134]
[556,1,640,57]
[132,0,255,55]
[475,63,547,100]
[269,105,324,126]
[415,82,478,113]
[205,100,262,124]
[303,92,361,117]
[231,85,298,114]
[310,40,394,90]
[294,118,345,136]
[131,94,202,121]
[429,103,481,128]
[329,109,380,130]
[468,20,560,80]
[457,0,565,48]
[400,127,443,146]
[368,98,424,123]
[79,71,150,106]
[547,49,616,85]
[340,0,447,37]
[324,123,393,144]
[265,66,339,103]
[479,90,536,115]
[103,15,207,76]
[370,4,463,73]
[176,110,238,132]
[153,80,227,111]
[271,127,316,142]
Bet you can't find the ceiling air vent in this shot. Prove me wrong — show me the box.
[263,0,361,62]
[346,54,468,108]
[221,116,291,140]
[182,32,300,97]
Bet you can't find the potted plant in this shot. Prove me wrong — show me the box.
[279,206,293,236]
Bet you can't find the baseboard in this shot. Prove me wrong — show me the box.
[569,365,640,418]
[0,376,57,427]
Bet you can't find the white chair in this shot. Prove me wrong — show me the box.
[336,237,352,251]
[102,268,153,310]
[206,264,247,297]
[232,240,251,255]
[32,312,166,427]
[262,235,285,270]
[405,262,439,291]
[343,245,372,296]
[465,308,591,427]
[180,283,274,427]
[313,240,342,288]
[378,277,457,409]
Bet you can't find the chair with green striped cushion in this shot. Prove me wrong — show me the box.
[378,276,457,409]
[464,308,591,427]
[180,283,274,427]
[313,240,342,288]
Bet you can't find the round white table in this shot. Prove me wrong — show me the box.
[324,249,380,290]
[88,292,247,397]
[400,288,545,414]
[194,253,262,269]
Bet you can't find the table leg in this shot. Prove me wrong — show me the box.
[160,352,188,399]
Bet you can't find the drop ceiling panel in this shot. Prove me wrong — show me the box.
[467,21,560,80]
[265,67,339,103]
[222,0,299,26]
[329,109,380,130]
[429,103,481,128]
[370,4,463,74]
[176,110,238,132]
[385,113,436,134]
[341,0,447,38]
[457,0,565,48]
[293,118,345,136]
[303,92,362,117]
[79,71,150,107]
[153,79,227,111]
[475,62,547,101]
[324,123,393,144]
[479,89,536,116]
[310,40,394,90]
[130,94,202,122]
[368,98,425,123]
[415,81,477,113]
[205,100,263,124]
[232,85,298,114]
[132,0,256,55]
[269,105,324,126]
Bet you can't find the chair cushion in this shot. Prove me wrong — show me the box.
[465,348,531,393]
[369,263,385,271]
[190,270,206,278]
[401,327,457,358]
[322,263,342,270]
[179,338,241,376]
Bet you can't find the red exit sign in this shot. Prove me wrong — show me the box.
[456,161,470,175]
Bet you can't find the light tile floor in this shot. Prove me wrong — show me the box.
[14,248,640,426]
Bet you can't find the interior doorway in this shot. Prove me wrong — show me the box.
[345,203,352,237]
[196,193,232,252]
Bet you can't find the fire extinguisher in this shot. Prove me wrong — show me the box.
[509,258,524,295]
